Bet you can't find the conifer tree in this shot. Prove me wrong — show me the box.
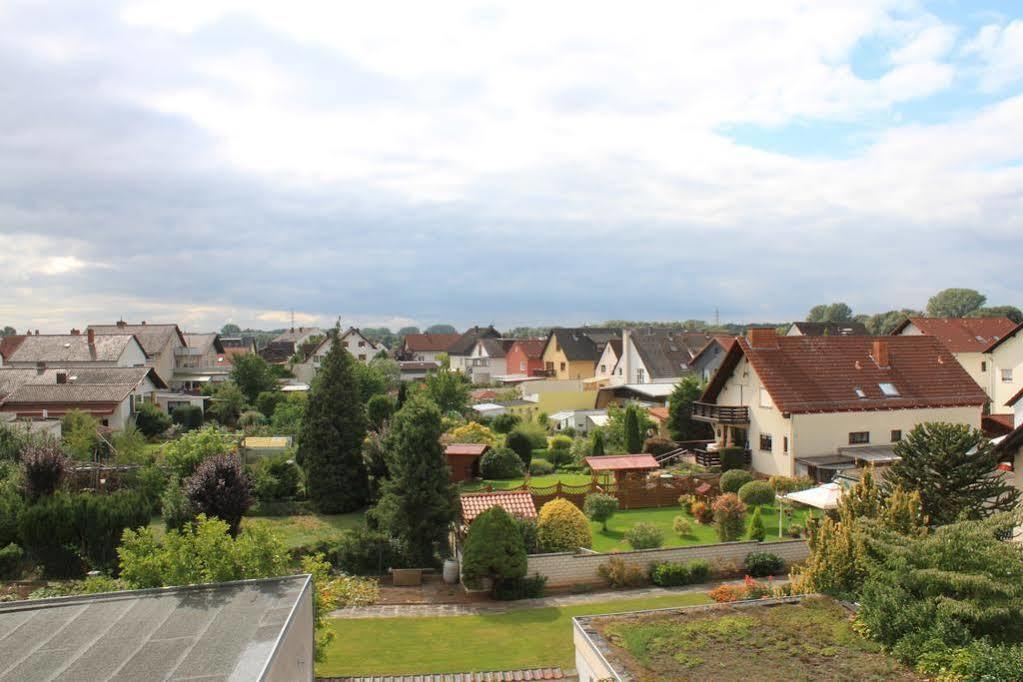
[885,422,1019,525]
[624,405,642,453]
[373,394,457,566]
[298,325,369,513]
[591,430,605,457]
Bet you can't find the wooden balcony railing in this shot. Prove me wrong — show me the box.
[691,402,750,424]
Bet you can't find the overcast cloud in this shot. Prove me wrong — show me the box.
[1,0,1021,333]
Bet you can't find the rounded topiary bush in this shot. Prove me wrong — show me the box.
[506,431,533,467]
[719,468,753,494]
[480,447,525,480]
[624,522,664,549]
[536,498,592,553]
[738,480,776,507]
[529,458,554,476]
[744,551,784,577]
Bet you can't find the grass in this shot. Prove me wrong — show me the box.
[599,596,922,680]
[459,471,611,492]
[590,505,813,552]
[147,511,366,550]
[318,592,711,677]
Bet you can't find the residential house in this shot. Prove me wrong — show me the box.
[892,316,1016,404]
[504,338,547,378]
[549,409,608,434]
[88,321,187,386]
[0,366,167,430]
[618,328,714,385]
[471,398,538,422]
[259,327,324,364]
[174,333,229,391]
[398,360,440,382]
[399,332,461,363]
[540,328,620,380]
[686,335,735,382]
[787,321,869,336]
[995,389,1023,502]
[694,329,986,479]
[448,326,502,374]
[4,330,147,371]
[980,321,1023,422]
[291,327,380,384]
[588,339,623,388]
[0,334,25,368]
[466,338,516,384]
[220,336,257,364]
[519,379,598,414]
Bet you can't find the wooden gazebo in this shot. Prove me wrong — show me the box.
[584,454,660,485]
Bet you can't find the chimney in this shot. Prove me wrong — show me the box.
[747,327,779,349]
[141,321,146,326]
[34,329,39,335]
[87,328,95,346]
[56,371,67,384]
[116,320,126,328]
[872,340,890,368]
[70,328,80,336]
[36,361,45,375]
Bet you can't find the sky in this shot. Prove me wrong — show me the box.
[1,0,1022,334]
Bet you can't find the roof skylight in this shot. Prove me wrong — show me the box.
[879,382,900,397]
[854,387,866,399]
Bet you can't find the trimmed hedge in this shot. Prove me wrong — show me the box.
[738,480,775,506]
[480,447,525,480]
[744,551,784,577]
[719,468,753,493]
[650,559,712,587]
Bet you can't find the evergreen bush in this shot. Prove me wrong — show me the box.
[536,498,592,552]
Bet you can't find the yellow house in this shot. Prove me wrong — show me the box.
[696,329,986,479]
[541,328,620,381]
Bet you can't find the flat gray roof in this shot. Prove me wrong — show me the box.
[0,574,311,682]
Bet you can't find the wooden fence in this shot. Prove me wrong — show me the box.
[68,465,147,493]
[485,473,721,510]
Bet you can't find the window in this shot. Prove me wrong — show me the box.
[358,354,366,361]
[981,361,987,372]
[783,436,789,453]
[600,364,606,373]
[759,388,773,408]
[854,386,866,399]
[358,340,365,348]
[891,429,902,443]
[759,433,773,451]
[520,361,526,371]
[636,369,645,383]
[848,431,870,445]
[560,362,566,371]
[878,382,900,397]
[1002,368,1014,383]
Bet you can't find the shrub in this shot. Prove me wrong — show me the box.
[712,493,748,542]
[719,468,753,494]
[720,447,748,471]
[493,574,546,600]
[163,426,232,480]
[366,394,395,430]
[480,447,525,480]
[161,481,195,532]
[916,640,1023,682]
[747,505,766,541]
[461,506,527,592]
[690,500,713,524]
[184,454,252,537]
[131,465,168,514]
[642,436,676,456]
[673,516,692,537]
[322,526,403,575]
[506,431,533,467]
[0,543,23,579]
[768,475,814,495]
[512,422,548,450]
[447,421,499,446]
[785,523,804,538]
[516,518,540,554]
[650,559,711,587]
[171,405,204,431]
[528,458,554,476]
[238,410,267,429]
[0,485,25,546]
[21,443,70,502]
[738,480,776,507]
[536,499,592,552]
[491,413,521,434]
[250,455,301,501]
[598,556,646,588]
[135,402,172,437]
[709,576,770,602]
[583,493,619,531]
[624,522,664,549]
[547,435,573,467]
[744,551,784,577]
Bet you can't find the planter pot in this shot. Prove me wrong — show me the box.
[442,559,459,584]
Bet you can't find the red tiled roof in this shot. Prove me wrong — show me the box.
[0,335,25,361]
[983,413,1016,437]
[1007,386,1023,408]
[647,406,669,421]
[402,333,461,353]
[893,316,1016,353]
[510,338,546,359]
[460,491,537,523]
[703,334,987,414]
[585,454,660,471]
[445,443,490,456]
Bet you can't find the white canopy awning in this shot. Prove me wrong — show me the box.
[782,482,842,510]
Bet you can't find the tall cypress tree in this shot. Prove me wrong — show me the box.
[885,422,1019,526]
[298,325,369,513]
[372,394,457,567]
[624,405,643,453]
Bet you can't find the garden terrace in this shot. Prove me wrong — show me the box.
[575,596,922,681]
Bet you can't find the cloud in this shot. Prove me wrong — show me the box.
[965,20,1023,91]
[0,0,1020,334]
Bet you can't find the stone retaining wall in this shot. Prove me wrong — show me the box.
[526,539,809,588]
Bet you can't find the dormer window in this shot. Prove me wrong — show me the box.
[879,382,900,397]
[854,387,866,399]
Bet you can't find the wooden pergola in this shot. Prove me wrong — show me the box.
[584,454,660,485]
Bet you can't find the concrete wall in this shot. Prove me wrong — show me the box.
[526,539,809,588]
[574,624,616,682]
[265,578,315,682]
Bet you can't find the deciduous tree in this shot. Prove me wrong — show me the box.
[926,287,986,318]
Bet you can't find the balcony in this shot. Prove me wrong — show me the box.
[691,402,750,425]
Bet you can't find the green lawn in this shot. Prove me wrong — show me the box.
[459,471,611,492]
[318,592,711,676]
[591,505,813,552]
[147,512,366,550]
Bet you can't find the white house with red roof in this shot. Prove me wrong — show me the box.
[696,328,987,480]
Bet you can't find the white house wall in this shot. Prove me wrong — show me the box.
[989,334,1023,413]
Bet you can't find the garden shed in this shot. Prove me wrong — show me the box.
[445,443,490,483]
[459,490,537,524]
